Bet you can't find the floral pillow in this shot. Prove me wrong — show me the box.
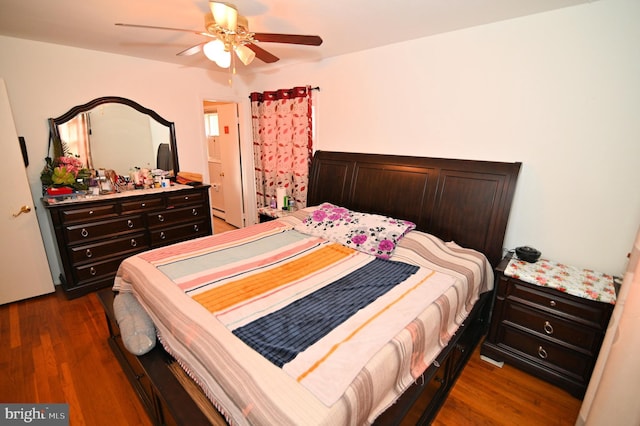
[295,203,416,259]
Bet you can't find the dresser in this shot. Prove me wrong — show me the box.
[45,185,212,299]
[481,255,616,398]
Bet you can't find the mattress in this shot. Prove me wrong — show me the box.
[113,209,493,425]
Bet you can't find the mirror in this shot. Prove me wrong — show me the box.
[49,97,179,177]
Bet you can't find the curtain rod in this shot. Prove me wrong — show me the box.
[248,86,320,99]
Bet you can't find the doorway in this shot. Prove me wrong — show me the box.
[203,100,245,229]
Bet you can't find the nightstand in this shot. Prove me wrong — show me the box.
[481,255,616,398]
[257,206,295,223]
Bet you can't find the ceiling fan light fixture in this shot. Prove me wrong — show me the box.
[203,39,225,61]
[210,2,238,33]
[235,44,256,65]
[215,50,232,68]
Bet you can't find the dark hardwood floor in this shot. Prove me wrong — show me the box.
[1,217,581,425]
[0,287,582,426]
[0,286,151,426]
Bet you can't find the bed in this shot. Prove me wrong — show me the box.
[102,150,521,425]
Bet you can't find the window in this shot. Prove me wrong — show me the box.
[204,113,219,136]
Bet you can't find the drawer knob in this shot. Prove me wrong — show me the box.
[184,196,189,200]
[85,249,93,258]
[193,224,199,232]
[537,346,548,359]
[549,300,556,307]
[157,214,165,222]
[81,228,89,238]
[141,203,146,207]
[160,231,166,240]
[90,267,97,276]
[130,239,137,247]
[192,208,198,216]
[89,210,94,215]
[127,219,134,228]
[543,321,554,335]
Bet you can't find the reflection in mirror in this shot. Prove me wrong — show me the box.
[49,97,179,177]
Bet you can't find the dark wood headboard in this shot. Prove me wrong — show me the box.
[307,151,521,267]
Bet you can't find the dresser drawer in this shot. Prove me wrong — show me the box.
[500,326,591,380]
[120,198,165,213]
[65,216,144,244]
[60,203,117,223]
[502,300,601,354]
[150,220,208,246]
[500,276,609,329]
[72,256,130,284]
[69,233,149,264]
[167,191,204,207]
[147,205,207,228]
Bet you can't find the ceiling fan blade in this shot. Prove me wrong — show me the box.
[252,33,323,46]
[115,23,213,38]
[246,43,279,63]
[177,43,205,57]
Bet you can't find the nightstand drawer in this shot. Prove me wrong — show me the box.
[500,326,591,380]
[503,300,600,353]
[500,277,609,329]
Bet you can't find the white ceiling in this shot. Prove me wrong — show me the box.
[0,0,592,74]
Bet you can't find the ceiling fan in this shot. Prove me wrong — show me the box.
[115,1,323,69]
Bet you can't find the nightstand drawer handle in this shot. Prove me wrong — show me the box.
[543,321,554,335]
[130,239,137,247]
[192,208,198,216]
[81,228,89,238]
[85,249,92,258]
[127,219,134,228]
[549,300,556,307]
[157,214,165,222]
[89,267,97,276]
[537,346,548,359]
[160,231,166,240]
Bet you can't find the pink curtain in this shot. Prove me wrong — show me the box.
[250,86,314,209]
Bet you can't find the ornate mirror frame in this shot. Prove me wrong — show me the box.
[48,96,179,177]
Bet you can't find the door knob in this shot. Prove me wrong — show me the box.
[12,205,31,217]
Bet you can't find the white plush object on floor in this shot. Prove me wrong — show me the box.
[113,292,156,355]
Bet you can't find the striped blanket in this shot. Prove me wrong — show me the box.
[114,214,493,425]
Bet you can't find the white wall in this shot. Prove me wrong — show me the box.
[243,0,640,276]
[1,0,638,282]
[0,36,246,282]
